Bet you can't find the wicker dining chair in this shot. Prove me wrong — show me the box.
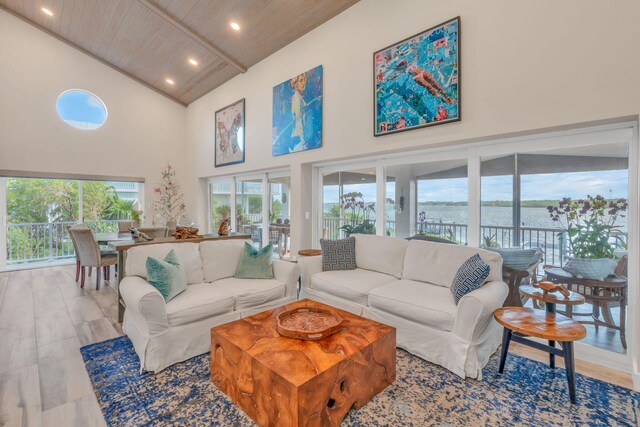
[68,227,117,289]
[137,226,169,239]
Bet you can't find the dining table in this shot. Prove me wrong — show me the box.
[98,232,250,322]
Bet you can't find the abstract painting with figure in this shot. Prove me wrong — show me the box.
[272,65,323,156]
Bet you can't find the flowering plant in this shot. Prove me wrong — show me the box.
[547,195,627,259]
[338,192,376,236]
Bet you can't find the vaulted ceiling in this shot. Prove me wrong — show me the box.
[0,0,359,106]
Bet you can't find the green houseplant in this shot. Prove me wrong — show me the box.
[547,195,627,280]
[338,192,376,237]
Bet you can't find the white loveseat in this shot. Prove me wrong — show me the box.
[120,239,299,372]
[299,234,508,379]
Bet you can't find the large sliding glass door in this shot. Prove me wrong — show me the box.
[208,169,291,258]
[316,123,637,363]
[1,176,143,270]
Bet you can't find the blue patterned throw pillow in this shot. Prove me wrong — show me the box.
[320,237,356,271]
[451,253,490,304]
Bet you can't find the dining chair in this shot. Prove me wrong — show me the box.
[118,221,135,233]
[68,227,117,289]
[67,223,88,282]
[137,226,169,239]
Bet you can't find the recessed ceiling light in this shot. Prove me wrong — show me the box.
[165,78,175,85]
[188,58,198,66]
[41,7,54,16]
[230,22,240,31]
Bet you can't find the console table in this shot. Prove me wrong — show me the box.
[109,233,250,322]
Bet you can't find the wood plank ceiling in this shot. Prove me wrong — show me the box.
[0,0,359,106]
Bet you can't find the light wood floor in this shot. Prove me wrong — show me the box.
[0,265,634,426]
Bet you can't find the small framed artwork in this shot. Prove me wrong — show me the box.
[374,17,460,136]
[272,65,323,156]
[214,98,245,167]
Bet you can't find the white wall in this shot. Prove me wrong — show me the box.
[0,10,187,218]
[185,0,640,248]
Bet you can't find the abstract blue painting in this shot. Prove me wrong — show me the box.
[272,65,323,156]
[374,17,459,136]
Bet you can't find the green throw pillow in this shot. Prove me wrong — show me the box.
[234,242,274,279]
[146,249,187,302]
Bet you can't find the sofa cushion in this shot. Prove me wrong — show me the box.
[352,234,408,278]
[165,283,234,326]
[200,239,252,282]
[145,249,187,302]
[402,240,502,288]
[320,237,356,271]
[368,279,458,331]
[213,277,286,310]
[126,243,204,285]
[235,243,275,279]
[311,268,398,306]
[451,254,491,304]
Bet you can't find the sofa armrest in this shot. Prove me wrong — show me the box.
[298,255,322,291]
[120,276,169,335]
[453,280,508,342]
[273,260,300,297]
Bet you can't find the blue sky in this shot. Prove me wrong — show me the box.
[56,91,107,126]
[324,170,628,203]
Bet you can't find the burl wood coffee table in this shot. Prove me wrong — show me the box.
[210,299,396,427]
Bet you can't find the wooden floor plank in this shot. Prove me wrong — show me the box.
[42,395,106,427]
[74,318,120,347]
[64,296,106,325]
[0,365,43,427]
[37,338,94,411]
[35,308,78,347]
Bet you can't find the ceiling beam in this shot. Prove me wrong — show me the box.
[137,0,247,74]
[0,5,187,107]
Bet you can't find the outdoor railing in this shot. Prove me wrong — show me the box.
[6,219,125,265]
[323,217,628,268]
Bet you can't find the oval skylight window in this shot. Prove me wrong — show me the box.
[56,89,107,130]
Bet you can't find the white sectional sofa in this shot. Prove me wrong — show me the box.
[120,239,299,372]
[299,234,508,379]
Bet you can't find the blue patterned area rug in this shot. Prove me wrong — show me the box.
[81,337,639,426]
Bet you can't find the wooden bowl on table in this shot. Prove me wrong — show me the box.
[276,307,343,340]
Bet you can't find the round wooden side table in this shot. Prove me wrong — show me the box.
[519,284,585,369]
[298,249,321,257]
[494,307,586,404]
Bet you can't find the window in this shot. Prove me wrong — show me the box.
[56,89,107,130]
[207,169,291,259]
[3,177,142,267]
[322,168,377,239]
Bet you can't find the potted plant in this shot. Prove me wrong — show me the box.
[131,209,143,228]
[547,195,627,280]
[338,192,376,237]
